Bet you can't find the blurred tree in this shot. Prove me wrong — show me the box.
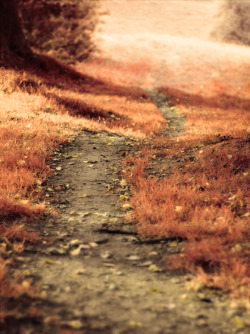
[0,0,100,64]
[212,0,250,47]
[0,0,31,59]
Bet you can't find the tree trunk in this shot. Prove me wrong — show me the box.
[0,0,31,59]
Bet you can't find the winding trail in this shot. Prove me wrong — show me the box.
[16,96,245,334]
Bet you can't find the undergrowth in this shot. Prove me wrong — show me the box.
[123,100,249,303]
[0,13,250,323]
[0,56,166,323]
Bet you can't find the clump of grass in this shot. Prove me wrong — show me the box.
[123,99,249,300]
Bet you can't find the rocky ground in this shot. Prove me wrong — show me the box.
[2,96,248,334]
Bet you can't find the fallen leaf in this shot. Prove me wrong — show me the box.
[149,264,162,272]
[231,244,242,252]
[66,320,84,329]
[138,261,152,267]
[129,321,142,328]
[109,218,119,223]
[89,242,98,248]
[44,258,53,264]
[128,255,140,261]
[174,206,183,212]
[68,217,77,223]
[169,241,178,247]
[120,179,127,188]
[150,287,161,293]
[69,239,81,247]
[70,247,81,256]
[74,269,86,275]
[234,317,245,329]
[122,203,132,210]
[79,194,87,198]
[229,194,237,201]
[101,251,112,259]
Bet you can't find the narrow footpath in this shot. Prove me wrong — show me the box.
[9,95,247,334]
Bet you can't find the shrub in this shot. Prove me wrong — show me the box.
[212,0,250,46]
[18,0,100,64]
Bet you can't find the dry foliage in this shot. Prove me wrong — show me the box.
[18,0,101,63]
[123,97,249,300]
[212,0,250,47]
[0,55,166,322]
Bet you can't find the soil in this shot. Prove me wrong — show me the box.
[2,93,248,334]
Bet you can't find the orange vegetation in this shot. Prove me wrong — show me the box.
[83,0,249,300]
[0,0,249,318]
[123,131,249,299]
[0,56,165,321]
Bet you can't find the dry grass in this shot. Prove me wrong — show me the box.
[1,0,250,320]
[122,94,249,301]
[92,2,250,300]
[0,56,166,322]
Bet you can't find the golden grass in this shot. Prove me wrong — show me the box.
[0,58,167,322]
[123,94,249,301]
[0,64,165,217]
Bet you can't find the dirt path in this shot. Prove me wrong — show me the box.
[5,95,246,334]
